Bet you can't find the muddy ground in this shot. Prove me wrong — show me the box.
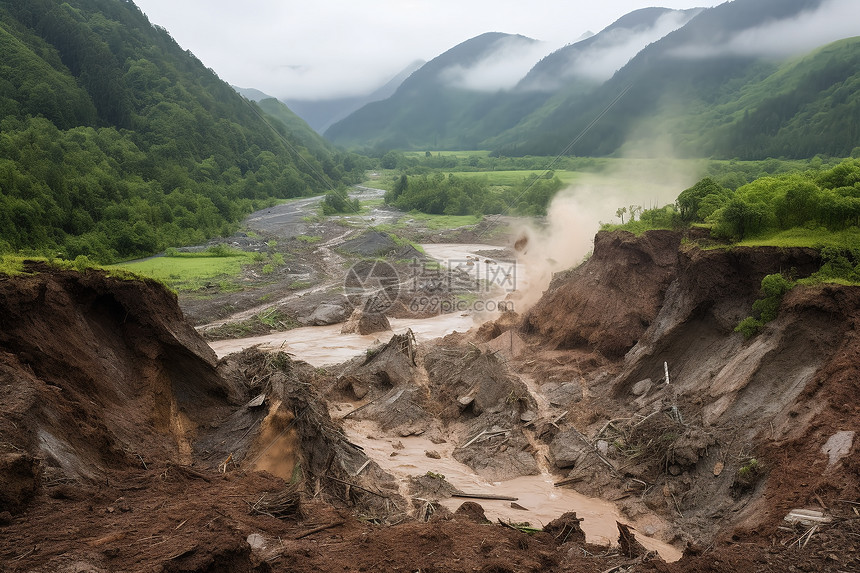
[1,210,859,572]
[182,190,512,338]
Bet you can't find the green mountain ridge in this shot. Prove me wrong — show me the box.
[325,0,860,160]
[324,32,541,150]
[0,0,360,262]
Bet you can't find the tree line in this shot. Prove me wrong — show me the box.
[679,159,860,239]
[384,172,564,217]
[608,158,860,242]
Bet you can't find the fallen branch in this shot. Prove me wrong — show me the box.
[461,429,508,449]
[353,459,371,477]
[323,474,389,499]
[294,521,345,540]
[14,546,37,561]
[342,397,378,420]
[453,491,518,502]
[596,417,630,439]
[551,410,569,428]
[567,426,620,477]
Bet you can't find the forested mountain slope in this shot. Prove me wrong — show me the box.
[0,0,360,262]
[493,0,858,158]
[326,0,860,160]
[324,32,541,150]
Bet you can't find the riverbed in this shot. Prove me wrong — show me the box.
[207,242,682,562]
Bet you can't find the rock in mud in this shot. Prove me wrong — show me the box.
[298,303,350,326]
[454,501,491,524]
[0,452,41,513]
[340,308,391,335]
[631,378,653,396]
[453,416,540,481]
[821,430,855,467]
[409,473,458,500]
[549,430,590,469]
[425,343,537,420]
[543,382,582,407]
[543,512,585,545]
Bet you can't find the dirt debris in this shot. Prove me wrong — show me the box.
[4,220,860,572]
[507,229,859,570]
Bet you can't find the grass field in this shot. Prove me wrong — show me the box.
[402,150,492,158]
[404,212,482,229]
[735,227,860,249]
[109,252,256,291]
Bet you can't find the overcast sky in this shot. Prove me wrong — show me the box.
[132,1,725,100]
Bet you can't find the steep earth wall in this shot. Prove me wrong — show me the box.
[519,230,857,558]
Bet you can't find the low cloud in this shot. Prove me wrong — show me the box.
[671,0,860,59]
[439,36,554,92]
[566,10,697,81]
[522,9,696,91]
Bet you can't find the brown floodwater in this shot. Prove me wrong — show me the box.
[341,418,681,562]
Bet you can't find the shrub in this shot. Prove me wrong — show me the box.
[735,273,794,338]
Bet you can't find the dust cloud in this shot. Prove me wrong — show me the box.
[510,157,699,309]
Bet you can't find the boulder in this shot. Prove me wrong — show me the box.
[550,429,590,469]
[340,309,391,335]
[298,303,349,326]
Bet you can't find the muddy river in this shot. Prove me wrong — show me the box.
[208,243,682,562]
[209,313,478,363]
[341,418,680,561]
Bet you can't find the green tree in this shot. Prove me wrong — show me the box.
[676,177,732,222]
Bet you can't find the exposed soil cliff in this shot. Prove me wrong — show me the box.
[0,262,665,572]
[0,263,403,571]
[515,230,859,571]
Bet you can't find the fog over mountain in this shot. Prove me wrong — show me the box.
[325,0,860,158]
[519,7,700,92]
[669,0,860,59]
[438,35,548,92]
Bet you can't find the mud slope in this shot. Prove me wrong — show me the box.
[0,262,232,484]
[0,264,397,571]
[0,262,670,573]
[519,230,859,571]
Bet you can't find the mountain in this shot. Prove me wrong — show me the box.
[0,0,360,262]
[324,33,543,150]
[517,7,701,92]
[709,36,860,158]
[233,86,275,102]
[490,0,848,158]
[284,59,425,134]
[324,9,699,152]
[326,0,860,160]
[254,98,335,157]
